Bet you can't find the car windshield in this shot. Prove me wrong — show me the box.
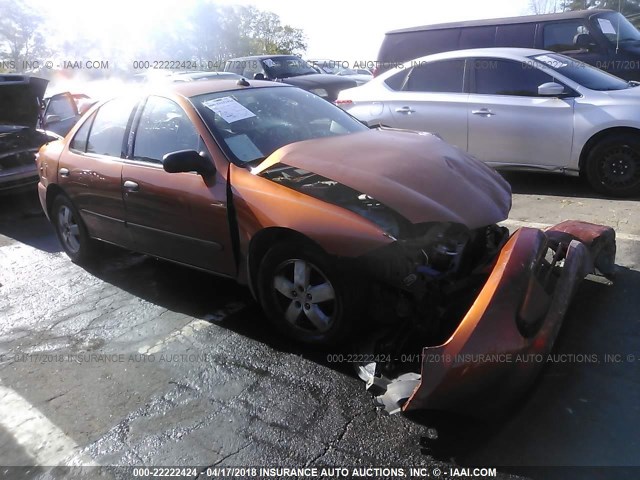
[593,12,640,43]
[528,53,631,91]
[262,56,317,78]
[191,86,368,166]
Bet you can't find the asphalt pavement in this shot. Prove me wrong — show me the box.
[0,173,638,480]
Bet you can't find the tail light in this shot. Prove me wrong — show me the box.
[372,66,380,77]
[335,99,353,105]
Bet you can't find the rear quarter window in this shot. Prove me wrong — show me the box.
[69,112,95,152]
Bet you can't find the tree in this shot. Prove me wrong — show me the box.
[224,5,307,57]
[0,0,50,72]
[529,0,561,13]
[561,0,640,15]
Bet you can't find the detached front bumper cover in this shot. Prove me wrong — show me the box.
[371,221,616,417]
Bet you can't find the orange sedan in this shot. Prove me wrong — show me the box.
[36,79,616,414]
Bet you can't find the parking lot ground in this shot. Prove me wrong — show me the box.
[0,173,638,479]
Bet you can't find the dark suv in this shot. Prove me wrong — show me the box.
[224,55,356,102]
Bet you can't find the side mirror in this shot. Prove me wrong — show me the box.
[538,82,566,96]
[162,150,216,177]
[45,114,61,124]
[253,73,265,80]
[574,33,596,50]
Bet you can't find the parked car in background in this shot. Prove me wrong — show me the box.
[334,67,373,85]
[338,47,640,197]
[224,55,356,102]
[0,75,59,193]
[376,9,640,80]
[36,79,615,416]
[132,71,244,85]
[308,59,372,84]
[167,71,244,82]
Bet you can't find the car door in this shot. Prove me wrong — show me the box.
[467,58,575,169]
[387,59,469,150]
[122,95,235,276]
[41,93,80,136]
[58,97,139,247]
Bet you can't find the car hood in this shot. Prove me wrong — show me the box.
[0,76,48,128]
[601,85,640,101]
[254,129,512,229]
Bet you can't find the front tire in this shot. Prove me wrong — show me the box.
[52,195,95,264]
[257,242,359,345]
[585,134,640,197]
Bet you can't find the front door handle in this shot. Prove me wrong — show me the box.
[59,168,70,177]
[395,106,416,114]
[472,108,495,117]
[123,180,139,192]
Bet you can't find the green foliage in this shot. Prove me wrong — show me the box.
[561,0,640,15]
[0,0,50,72]
[0,0,307,74]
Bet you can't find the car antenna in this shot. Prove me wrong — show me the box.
[237,78,250,87]
[616,0,621,54]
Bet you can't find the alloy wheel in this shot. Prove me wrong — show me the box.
[272,258,337,334]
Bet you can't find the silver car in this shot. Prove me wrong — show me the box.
[337,47,640,197]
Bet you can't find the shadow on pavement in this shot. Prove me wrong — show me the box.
[404,266,640,478]
[501,171,640,201]
[0,189,61,253]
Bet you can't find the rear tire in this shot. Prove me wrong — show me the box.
[585,134,640,197]
[257,242,360,346]
[52,195,96,264]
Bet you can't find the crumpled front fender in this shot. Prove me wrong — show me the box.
[400,221,615,417]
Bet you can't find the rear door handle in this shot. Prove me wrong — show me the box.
[395,106,416,114]
[472,108,495,117]
[123,180,139,192]
[59,168,69,177]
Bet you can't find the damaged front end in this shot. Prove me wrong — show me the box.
[252,131,615,416]
[357,220,616,416]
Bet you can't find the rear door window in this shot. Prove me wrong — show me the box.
[404,59,466,93]
[86,98,137,157]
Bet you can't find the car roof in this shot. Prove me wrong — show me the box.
[406,47,551,63]
[387,9,613,34]
[226,54,301,61]
[159,78,290,98]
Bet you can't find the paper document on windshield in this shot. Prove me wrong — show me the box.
[203,97,256,123]
[598,18,617,35]
[534,55,567,68]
